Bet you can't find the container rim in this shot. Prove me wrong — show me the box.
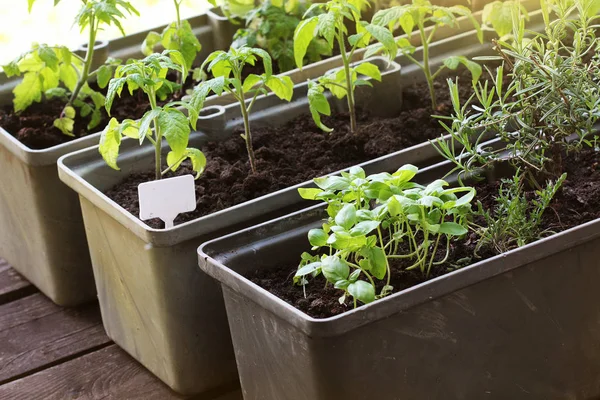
[198,161,600,337]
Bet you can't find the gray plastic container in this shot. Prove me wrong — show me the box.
[57,57,412,395]
[0,12,221,306]
[198,160,600,400]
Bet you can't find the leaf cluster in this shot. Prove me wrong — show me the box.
[370,0,482,109]
[142,1,202,73]
[474,170,566,255]
[191,46,293,173]
[100,50,206,179]
[233,0,331,72]
[436,0,600,182]
[296,165,475,307]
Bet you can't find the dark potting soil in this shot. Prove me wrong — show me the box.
[0,71,195,150]
[246,148,600,318]
[107,68,481,228]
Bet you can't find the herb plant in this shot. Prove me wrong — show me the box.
[294,0,398,133]
[369,0,483,110]
[100,50,206,181]
[435,0,600,183]
[233,0,331,72]
[473,170,566,255]
[190,46,294,173]
[295,165,475,307]
[142,0,202,87]
[3,0,139,136]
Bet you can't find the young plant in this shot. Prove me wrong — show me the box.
[142,0,202,87]
[3,0,138,136]
[295,165,475,307]
[435,0,600,183]
[294,0,398,133]
[100,50,206,181]
[190,46,294,173]
[474,171,566,255]
[369,0,483,110]
[233,0,331,72]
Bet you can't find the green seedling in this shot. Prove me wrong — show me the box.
[369,0,482,110]
[294,0,397,133]
[190,46,293,174]
[3,0,139,136]
[142,0,202,88]
[233,0,331,72]
[295,165,475,307]
[100,50,206,181]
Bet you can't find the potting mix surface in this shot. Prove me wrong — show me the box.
[247,148,600,318]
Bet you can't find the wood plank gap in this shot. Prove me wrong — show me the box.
[0,341,112,386]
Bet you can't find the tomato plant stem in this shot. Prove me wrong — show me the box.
[65,15,98,114]
[337,28,357,134]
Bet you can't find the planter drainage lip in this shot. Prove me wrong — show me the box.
[198,167,600,338]
[59,128,445,247]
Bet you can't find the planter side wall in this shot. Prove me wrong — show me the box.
[214,215,600,400]
[0,141,94,305]
[78,196,238,394]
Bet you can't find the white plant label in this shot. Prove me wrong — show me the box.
[138,175,196,228]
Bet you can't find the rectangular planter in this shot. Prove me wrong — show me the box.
[57,57,425,395]
[0,12,218,306]
[198,160,600,400]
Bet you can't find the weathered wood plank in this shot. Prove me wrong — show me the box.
[0,294,110,384]
[0,260,34,305]
[0,345,242,400]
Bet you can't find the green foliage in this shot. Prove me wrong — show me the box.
[142,0,202,83]
[370,0,482,110]
[294,0,397,133]
[2,0,138,138]
[191,46,293,173]
[435,0,600,183]
[100,51,206,180]
[482,0,529,38]
[295,165,475,307]
[474,171,566,255]
[233,0,331,73]
[207,0,256,20]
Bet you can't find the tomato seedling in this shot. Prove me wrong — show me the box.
[369,0,482,110]
[3,0,139,136]
[294,0,397,133]
[142,0,202,88]
[189,46,293,174]
[100,50,206,181]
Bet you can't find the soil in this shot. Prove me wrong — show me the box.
[107,68,482,228]
[0,71,196,150]
[246,148,600,318]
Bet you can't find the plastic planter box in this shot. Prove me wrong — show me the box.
[198,160,600,400]
[56,57,412,395]
[0,13,217,306]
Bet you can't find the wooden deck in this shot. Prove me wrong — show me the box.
[0,258,242,400]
